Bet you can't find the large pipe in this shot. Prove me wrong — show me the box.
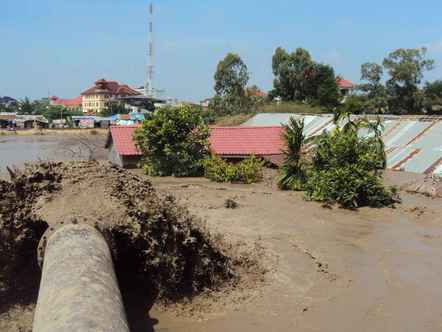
[33,223,130,332]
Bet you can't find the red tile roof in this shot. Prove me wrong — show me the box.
[109,126,142,156]
[209,126,285,156]
[108,125,285,162]
[81,79,141,97]
[51,96,82,107]
[337,78,355,90]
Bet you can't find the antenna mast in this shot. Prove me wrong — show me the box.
[146,2,155,97]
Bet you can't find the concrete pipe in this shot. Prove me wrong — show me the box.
[33,223,130,332]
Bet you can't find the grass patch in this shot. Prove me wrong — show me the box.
[257,102,327,114]
[214,113,255,126]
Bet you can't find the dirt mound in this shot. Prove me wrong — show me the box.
[402,174,442,198]
[2,161,254,306]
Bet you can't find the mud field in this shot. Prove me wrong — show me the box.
[147,171,442,332]
[1,163,442,332]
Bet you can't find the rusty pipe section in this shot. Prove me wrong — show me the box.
[33,223,129,332]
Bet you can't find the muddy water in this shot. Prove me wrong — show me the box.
[0,135,106,177]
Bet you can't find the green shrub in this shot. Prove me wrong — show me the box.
[278,117,310,191]
[305,127,396,208]
[134,105,210,177]
[204,156,264,184]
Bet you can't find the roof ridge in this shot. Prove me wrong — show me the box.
[211,126,283,129]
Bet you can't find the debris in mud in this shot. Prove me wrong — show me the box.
[224,198,239,209]
[0,161,264,315]
[402,174,442,198]
[292,243,337,281]
[409,206,426,217]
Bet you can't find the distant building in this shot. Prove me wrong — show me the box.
[50,96,83,112]
[200,98,212,108]
[0,113,48,129]
[81,79,141,114]
[337,78,355,97]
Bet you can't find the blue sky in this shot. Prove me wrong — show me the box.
[1,0,442,102]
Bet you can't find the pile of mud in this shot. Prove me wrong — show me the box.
[0,162,264,308]
[0,164,56,293]
[402,174,442,198]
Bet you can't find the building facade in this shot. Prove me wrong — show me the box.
[81,79,141,114]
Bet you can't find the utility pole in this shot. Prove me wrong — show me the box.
[145,2,155,97]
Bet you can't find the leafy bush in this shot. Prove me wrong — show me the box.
[278,117,309,191]
[203,156,264,184]
[305,126,396,208]
[277,112,396,208]
[134,105,210,177]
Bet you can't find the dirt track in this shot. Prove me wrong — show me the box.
[147,171,442,332]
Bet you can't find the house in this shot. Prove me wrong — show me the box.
[50,96,83,112]
[0,112,17,128]
[105,126,142,168]
[209,126,285,166]
[81,79,141,114]
[15,115,49,129]
[0,113,48,129]
[337,78,355,96]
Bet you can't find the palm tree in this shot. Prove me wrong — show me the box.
[278,117,310,190]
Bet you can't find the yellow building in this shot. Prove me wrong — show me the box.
[81,79,141,114]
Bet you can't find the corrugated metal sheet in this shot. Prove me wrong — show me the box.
[243,113,442,175]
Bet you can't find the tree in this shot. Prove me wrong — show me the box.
[278,118,309,191]
[358,62,388,113]
[383,48,435,114]
[306,63,340,108]
[134,105,210,177]
[212,53,250,115]
[18,97,34,114]
[101,101,129,117]
[424,80,442,113]
[305,117,394,208]
[271,47,340,108]
[272,47,313,101]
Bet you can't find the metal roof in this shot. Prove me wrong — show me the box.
[243,113,442,175]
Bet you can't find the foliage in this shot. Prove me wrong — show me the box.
[305,117,394,208]
[214,113,255,126]
[339,95,368,115]
[276,110,394,208]
[423,80,442,113]
[203,156,264,184]
[358,62,388,113]
[383,48,435,114]
[134,105,210,177]
[278,118,309,191]
[211,53,253,115]
[41,105,83,122]
[257,101,326,114]
[344,48,436,115]
[271,47,340,108]
[101,101,130,117]
[18,97,34,114]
